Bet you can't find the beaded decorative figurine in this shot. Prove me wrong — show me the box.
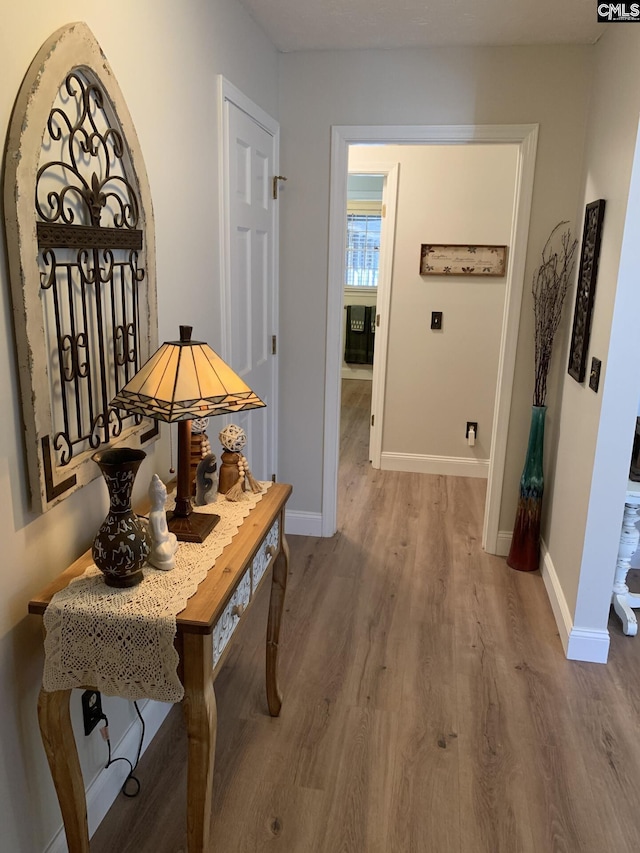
[217,424,262,501]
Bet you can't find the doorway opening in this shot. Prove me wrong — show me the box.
[341,173,380,477]
[324,124,539,553]
[341,163,399,468]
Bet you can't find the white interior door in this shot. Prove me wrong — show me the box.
[220,78,279,481]
[365,163,399,467]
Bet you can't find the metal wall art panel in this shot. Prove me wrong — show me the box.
[567,199,606,383]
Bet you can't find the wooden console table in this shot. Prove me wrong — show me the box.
[29,482,292,852]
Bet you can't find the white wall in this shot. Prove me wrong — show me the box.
[278,46,592,518]
[0,3,278,850]
[544,26,640,657]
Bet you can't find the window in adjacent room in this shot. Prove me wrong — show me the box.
[345,173,384,290]
[345,201,382,289]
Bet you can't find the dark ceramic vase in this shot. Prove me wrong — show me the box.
[507,406,546,573]
[92,447,150,588]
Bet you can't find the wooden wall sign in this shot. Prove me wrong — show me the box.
[420,244,507,276]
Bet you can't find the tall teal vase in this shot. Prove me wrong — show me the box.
[507,406,546,572]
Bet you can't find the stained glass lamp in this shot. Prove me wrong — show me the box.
[110,325,265,542]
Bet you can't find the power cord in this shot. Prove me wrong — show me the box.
[99,700,145,797]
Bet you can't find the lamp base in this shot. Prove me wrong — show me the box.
[166,510,220,543]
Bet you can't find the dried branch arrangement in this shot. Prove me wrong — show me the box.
[532,222,578,407]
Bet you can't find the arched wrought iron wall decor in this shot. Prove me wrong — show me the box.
[4,23,158,512]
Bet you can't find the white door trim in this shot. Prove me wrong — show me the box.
[323,124,539,551]
[218,76,280,479]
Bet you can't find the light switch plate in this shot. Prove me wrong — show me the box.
[431,311,442,330]
[589,357,602,392]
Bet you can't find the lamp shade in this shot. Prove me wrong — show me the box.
[110,326,265,421]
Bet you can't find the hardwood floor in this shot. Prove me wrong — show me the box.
[92,379,640,852]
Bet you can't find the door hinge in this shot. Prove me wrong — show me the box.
[272,175,287,199]
[382,203,386,218]
[371,414,375,427]
[272,335,277,355]
[376,313,380,327]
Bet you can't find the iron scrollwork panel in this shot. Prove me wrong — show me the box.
[36,71,148,485]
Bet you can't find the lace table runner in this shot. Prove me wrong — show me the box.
[42,483,271,703]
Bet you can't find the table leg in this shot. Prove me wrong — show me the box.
[182,632,216,853]
[266,532,289,716]
[612,501,640,636]
[37,687,90,853]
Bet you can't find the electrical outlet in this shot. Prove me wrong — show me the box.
[81,690,103,736]
[466,421,478,439]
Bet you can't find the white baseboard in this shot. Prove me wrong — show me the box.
[495,530,512,557]
[540,538,573,655]
[380,452,489,478]
[566,628,610,663]
[540,539,610,664]
[285,510,323,537]
[45,699,172,853]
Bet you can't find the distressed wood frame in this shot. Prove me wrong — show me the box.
[3,23,158,512]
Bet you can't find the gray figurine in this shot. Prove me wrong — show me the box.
[195,453,218,506]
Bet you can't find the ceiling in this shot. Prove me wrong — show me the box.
[238,0,603,52]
